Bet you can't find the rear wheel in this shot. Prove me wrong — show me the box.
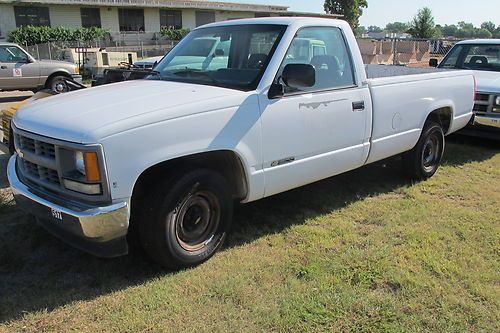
[139,169,233,269]
[403,121,445,180]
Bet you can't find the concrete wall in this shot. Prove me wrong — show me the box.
[0,4,16,40]
[50,5,82,28]
[100,7,119,32]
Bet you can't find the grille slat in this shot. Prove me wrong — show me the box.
[15,132,60,189]
[474,93,495,114]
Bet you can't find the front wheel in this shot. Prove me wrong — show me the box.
[47,75,69,93]
[139,169,233,269]
[403,121,445,180]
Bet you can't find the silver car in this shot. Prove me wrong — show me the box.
[0,43,82,92]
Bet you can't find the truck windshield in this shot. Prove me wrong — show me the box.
[150,24,287,90]
[440,44,500,72]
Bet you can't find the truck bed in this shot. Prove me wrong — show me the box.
[365,64,450,79]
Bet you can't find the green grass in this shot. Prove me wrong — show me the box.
[0,136,499,333]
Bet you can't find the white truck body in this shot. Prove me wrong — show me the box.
[433,39,500,137]
[8,18,475,266]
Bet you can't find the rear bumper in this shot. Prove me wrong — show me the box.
[7,155,129,257]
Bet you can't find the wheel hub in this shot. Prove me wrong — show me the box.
[175,191,220,252]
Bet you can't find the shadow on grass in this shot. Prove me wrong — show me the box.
[0,136,498,322]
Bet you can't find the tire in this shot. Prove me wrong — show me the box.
[47,75,69,93]
[403,121,445,180]
[139,169,233,269]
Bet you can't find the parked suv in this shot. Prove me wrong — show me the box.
[0,43,82,92]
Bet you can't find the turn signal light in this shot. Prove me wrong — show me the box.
[83,152,101,182]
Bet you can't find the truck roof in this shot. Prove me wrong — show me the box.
[198,17,345,29]
[456,39,500,45]
[0,42,20,47]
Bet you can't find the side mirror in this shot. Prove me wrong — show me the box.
[282,63,315,88]
[429,58,438,67]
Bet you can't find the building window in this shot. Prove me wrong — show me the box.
[118,8,145,32]
[81,8,101,28]
[14,6,50,27]
[160,10,182,29]
[195,11,215,27]
[255,13,271,18]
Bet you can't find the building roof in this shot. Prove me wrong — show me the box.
[0,0,289,12]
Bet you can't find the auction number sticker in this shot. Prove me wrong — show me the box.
[13,68,22,77]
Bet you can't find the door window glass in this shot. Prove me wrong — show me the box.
[0,46,28,63]
[279,26,356,93]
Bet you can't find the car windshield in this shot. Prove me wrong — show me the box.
[150,24,287,90]
[440,44,500,72]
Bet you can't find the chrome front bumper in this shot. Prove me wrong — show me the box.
[7,155,129,257]
[474,114,500,129]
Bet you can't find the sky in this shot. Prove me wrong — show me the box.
[229,0,500,28]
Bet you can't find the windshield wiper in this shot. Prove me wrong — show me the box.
[172,69,218,83]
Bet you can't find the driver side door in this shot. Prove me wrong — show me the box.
[0,45,40,90]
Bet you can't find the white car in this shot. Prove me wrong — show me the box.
[133,56,163,69]
[8,17,474,269]
[431,39,500,138]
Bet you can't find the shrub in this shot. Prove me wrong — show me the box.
[160,28,191,41]
[8,26,108,46]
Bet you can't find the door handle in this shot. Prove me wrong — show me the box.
[0,66,7,69]
[352,101,365,112]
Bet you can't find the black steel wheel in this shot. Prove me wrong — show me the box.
[403,121,445,180]
[139,169,233,269]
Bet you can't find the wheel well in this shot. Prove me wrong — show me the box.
[426,107,452,134]
[131,150,248,205]
[44,71,71,88]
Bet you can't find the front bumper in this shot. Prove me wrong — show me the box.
[474,114,500,129]
[7,155,129,257]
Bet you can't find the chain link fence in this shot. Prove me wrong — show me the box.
[357,38,464,68]
[23,31,179,77]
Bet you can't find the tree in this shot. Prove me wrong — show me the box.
[385,22,409,33]
[355,25,367,36]
[441,24,458,37]
[475,29,493,39]
[408,7,436,38]
[367,25,383,33]
[480,21,496,34]
[324,0,368,30]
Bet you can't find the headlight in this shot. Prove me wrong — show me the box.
[495,96,500,106]
[63,150,103,195]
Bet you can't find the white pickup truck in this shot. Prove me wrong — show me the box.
[8,18,474,269]
[430,39,500,138]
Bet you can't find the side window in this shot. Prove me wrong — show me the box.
[279,26,355,93]
[0,46,28,63]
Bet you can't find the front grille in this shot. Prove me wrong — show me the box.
[473,104,489,112]
[21,159,60,185]
[475,93,490,102]
[473,93,495,114]
[14,131,61,192]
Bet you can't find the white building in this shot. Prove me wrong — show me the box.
[0,0,340,41]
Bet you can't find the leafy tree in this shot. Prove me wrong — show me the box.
[355,25,367,36]
[324,0,368,30]
[441,24,458,37]
[385,22,409,33]
[408,7,436,38]
[367,25,383,33]
[475,28,493,38]
[480,21,496,34]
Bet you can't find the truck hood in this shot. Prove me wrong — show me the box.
[473,70,500,93]
[14,80,246,143]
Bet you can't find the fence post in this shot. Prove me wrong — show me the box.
[48,42,52,60]
[36,44,40,60]
[392,38,397,66]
